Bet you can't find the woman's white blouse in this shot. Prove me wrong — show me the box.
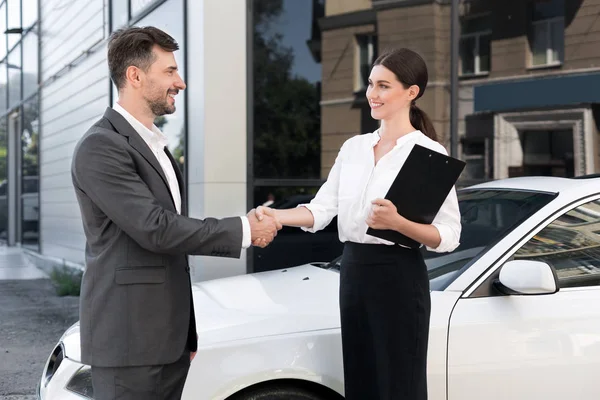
[299,130,461,253]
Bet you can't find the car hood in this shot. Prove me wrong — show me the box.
[192,264,341,346]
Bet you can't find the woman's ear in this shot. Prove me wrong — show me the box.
[408,84,420,101]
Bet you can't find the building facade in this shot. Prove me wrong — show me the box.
[1,0,599,281]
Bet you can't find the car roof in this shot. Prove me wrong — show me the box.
[465,176,600,195]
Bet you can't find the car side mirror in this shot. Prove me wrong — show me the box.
[494,260,559,295]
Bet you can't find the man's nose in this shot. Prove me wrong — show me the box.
[176,75,186,90]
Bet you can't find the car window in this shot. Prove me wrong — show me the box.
[513,198,600,289]
[424,189,556,290]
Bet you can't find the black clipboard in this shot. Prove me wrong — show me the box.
[366,144,466,248]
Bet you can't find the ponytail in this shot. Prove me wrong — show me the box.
[409,103,437,142]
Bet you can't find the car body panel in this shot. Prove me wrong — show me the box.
[448,286,600,400]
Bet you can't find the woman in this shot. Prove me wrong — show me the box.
[255,48,461,400]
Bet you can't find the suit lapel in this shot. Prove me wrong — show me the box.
[164,147,187,216]
[103,108,171,192]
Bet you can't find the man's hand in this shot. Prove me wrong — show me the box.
[366,198,403,231]
[247,209,281,248]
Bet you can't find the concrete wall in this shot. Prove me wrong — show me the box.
[186,0,249,281]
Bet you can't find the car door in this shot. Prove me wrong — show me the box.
[446,195,600,400]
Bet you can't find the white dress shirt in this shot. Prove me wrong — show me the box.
[300,130,461,253]
[113,103,251,248]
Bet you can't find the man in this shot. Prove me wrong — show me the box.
[71,26,279,399]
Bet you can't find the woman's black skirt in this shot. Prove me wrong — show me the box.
[340,242,431,400]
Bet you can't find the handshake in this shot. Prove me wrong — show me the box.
[247,206,281,248]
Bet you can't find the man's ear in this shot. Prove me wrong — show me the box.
[125,65,143,89]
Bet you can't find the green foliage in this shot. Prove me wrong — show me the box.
[50,265,82,297]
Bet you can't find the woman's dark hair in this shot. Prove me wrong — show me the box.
[108,26,179,90]
[373,48,437,141]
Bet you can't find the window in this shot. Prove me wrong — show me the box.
[529,0,564,67]
[8,43,21,108]
[354,34,376,92]
[131,0,160,17]
[460,14,491,76]
[0,3,6,60]
[424,189,556,290]
[519,129,574,177]
[21,95,39,250]
[461,138,489,181]
[22,29,38,100]
[132,0,185,173]
[252,0,321,180]
[514,198,600,288]
[7,0,21,50]
[22,0,38,30]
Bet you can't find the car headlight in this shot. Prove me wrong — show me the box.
[65,365,94,399]
[43,344,64,387]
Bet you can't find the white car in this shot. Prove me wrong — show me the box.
[39,176,600,400]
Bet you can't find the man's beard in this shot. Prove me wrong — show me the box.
[147,95,175,116]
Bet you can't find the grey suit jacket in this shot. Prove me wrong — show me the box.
[71,107,243,367]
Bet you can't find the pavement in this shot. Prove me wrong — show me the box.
[0,246,80,399]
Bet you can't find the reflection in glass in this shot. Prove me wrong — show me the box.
[8,44,21,108]
[23,29,38,100]
[135,0,185,172]
[252,186,342,273]
[0,3,6,60]
[0,63,7,111]
[0,117,7,240]
[21,96,39,249]
[253,0,321,179]
[111,0,129,29]
[22,0,38,30]
[131,0,159,17]
[514,199,600,288]
[7,0,22,49]
[425,189,555,290]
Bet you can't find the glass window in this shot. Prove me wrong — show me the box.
[514,198,600,288]
[7,0,22,50]
[529,0,564,66]
[133,0,185,172]
[355,34,377,92]
[462,138,488,181]
[21,95,39,250]
[0,2,7,61]
[252,185,342,272]
[22,29,38,100]
[0,116,6,241]
[252,0,322,180]
[520,129,574,177]
[111,0,129,29]
[22,0,38,30]
[131,0,161,17]
[0,63,7,111]
[460,14,491,75]
[8,43,21,108]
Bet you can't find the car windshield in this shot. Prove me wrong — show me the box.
[323,189,556,290]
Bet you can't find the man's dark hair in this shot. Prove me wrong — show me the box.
[108,26,179,90]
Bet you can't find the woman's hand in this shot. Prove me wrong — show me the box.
[366,198,403,231]
[253,206,282,247]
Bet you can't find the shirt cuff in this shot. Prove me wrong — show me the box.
[426,223,460,253]
[240,216,251,249]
